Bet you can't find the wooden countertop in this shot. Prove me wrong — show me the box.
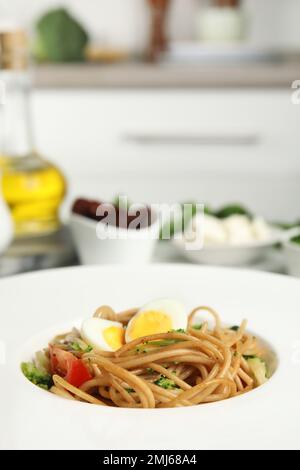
[32,61,300,89]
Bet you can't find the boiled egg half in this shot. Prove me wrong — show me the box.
[125,298,187,343]
[81,318,125,352]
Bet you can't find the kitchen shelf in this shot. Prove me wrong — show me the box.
[32,60,300,89]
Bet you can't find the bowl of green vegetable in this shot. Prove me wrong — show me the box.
[284,235,300,277]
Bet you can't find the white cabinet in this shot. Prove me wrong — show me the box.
[32,89,300,220]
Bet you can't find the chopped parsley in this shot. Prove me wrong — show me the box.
[192,324,203,330]
[154,375,179,390]
[243,355,257,360]
[230,326,239,332]
[125,388,134,394]
[146,368,154,374]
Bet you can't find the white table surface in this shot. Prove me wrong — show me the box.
[0,234,287,279]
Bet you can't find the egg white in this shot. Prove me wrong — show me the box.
[81,317,124,352]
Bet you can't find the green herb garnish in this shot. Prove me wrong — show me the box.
[192,324,203,330]
[230,326,239,332]
[154,376,179,390]
[125,388,134,394]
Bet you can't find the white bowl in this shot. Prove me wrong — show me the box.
[284,241,300,277]
[173,226,288,267]
[70,213,160,265]
[2,264,300,449]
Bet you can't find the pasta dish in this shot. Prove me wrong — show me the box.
[21,299,271,408]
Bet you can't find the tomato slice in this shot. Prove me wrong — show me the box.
[49,345,92,388]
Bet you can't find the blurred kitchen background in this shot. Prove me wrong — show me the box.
[1,0,300,276]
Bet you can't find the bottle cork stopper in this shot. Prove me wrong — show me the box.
[0,30,28,70]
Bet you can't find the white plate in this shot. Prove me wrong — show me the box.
[1,264,300,450]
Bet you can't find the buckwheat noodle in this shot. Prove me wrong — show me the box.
[46,305,270,408]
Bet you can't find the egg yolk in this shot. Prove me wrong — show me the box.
[103,326,125,351]
[128,311,173,340]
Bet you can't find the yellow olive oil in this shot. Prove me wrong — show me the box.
[0,153,66,237]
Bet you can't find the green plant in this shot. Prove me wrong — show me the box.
[34,8,89,62]
[292,236,300,245]
[215,204,252,219]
